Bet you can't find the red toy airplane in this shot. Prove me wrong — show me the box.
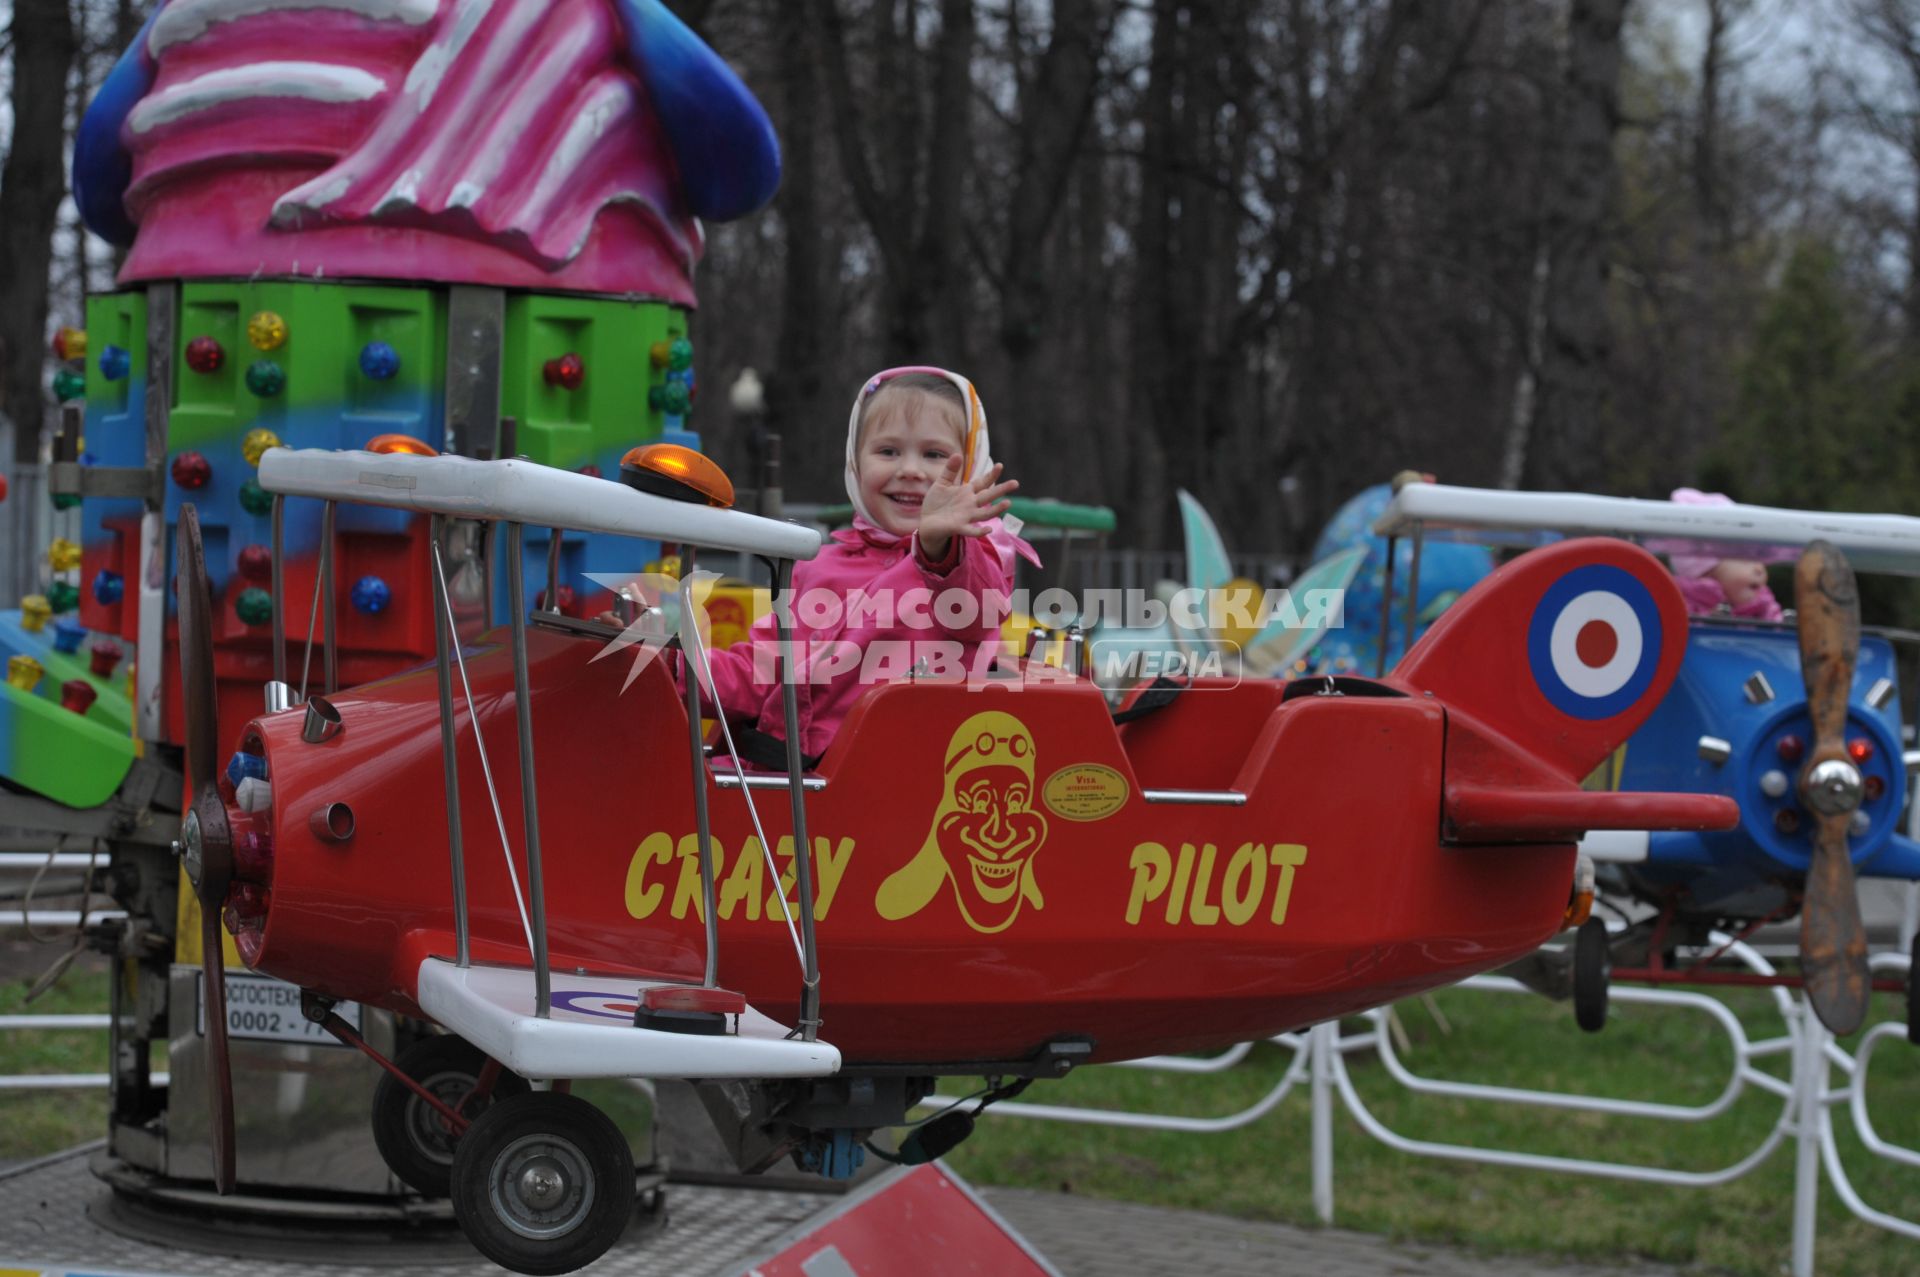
[173,446,1735,1275]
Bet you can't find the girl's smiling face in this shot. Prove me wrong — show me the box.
[855,389,966,535]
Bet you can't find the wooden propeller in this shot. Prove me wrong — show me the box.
[1795,540,1870,1037]
[177,505,237,1192]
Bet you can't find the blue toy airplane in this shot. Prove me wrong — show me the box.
[1373,482,1920,1037]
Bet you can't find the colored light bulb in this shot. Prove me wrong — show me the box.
[53,327,87,360]
[226,750,269,788]
[242,427,282,466]
[171,451,212,489]
[46,581,80,614]
[247,311,288,351]
[667,338,693,372]
[350,575,391,615]
[185,336,225,374]
[60,679,97,715]
[6,654,42,691]
[89,641,122,679]
[359,341,400,380]
[19,596,51,633]
[1776,734,1804,764]
[577,463,603,479]
[238,479,274,516]
[649,340,672,368]
[1847,737,1874,764]
[661,381,691,415]
[245,360,286,398]
[543,353,585,389]
[99,345,131,381]
[237,544,273,581]
[535,584,577,615]
[48,537,82,572]
[52,369,86,402]
[1865,774,1886,801]
[51,619,85,654]
[92,569,124,606]
[51,491,81,510]
[235,587,274,626]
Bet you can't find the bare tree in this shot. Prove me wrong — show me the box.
[1,0,79,468]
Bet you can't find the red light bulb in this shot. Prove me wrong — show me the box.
[1865,775,1886,801]
[237,544,273,582]
[543,353,585,390]
[89,642,122,678]
[185,336,225,373]
[60,679,98,715]
[1847,737,1874,764]
[170,451,212,489]
[1776,734,1804,764]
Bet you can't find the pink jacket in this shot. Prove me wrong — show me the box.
[692,524,1020,762]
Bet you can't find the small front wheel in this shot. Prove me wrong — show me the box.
[1573,917,1610,1034]
[1907,931,1919,1047]
[450,1091,635,1276]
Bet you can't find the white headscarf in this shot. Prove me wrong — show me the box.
[840,365,1038,570]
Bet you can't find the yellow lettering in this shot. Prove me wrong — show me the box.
[671,834,723,922]
[624,832,673,919]
[765,836,800,920]
[1126,843,1171,924]
[1222,842,1265,925]
[1269,843,1307,926]
[720,837,764,921]
[812,836,855,921]
[1167,843,1197,925]
[1187,843,1222,925]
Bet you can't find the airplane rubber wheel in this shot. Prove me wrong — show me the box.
[450,1091,635,1277]
[1573,918,1610,1034]
[1908,932,1920,1047]
[371,1035,529,1198]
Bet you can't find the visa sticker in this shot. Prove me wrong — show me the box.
[1042,763,1129,822]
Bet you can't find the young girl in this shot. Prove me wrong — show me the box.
[689,366,1035,767]
[1662,488,1787,621]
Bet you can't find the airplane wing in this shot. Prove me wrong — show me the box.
[258,448,822,561]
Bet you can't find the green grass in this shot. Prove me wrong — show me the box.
[0,960,119,1160]
[945,984,1920,1276]
[5,964,1917,1274]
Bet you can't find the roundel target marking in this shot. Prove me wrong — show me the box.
[1527,564,1662,720]
[551,990,640,1021]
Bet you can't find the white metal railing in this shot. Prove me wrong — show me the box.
[938,930,1917,1277]
[0,1012,169,1091]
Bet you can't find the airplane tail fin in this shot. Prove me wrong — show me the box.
[1389,538,1736,842]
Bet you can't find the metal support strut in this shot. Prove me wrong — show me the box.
[773,558,822,1040]
[505,523,552,1017]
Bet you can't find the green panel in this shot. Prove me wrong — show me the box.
[84,290,148,421]
[29,644,134,736]
[173,281,448,452]
[501,295,687,470]
[1,682,136,809]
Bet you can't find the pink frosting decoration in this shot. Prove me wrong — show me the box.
[118,0,702,302]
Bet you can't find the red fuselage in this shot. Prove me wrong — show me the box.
[234,627,1573,1066]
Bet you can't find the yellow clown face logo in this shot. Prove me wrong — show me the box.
[875,711,1050,933]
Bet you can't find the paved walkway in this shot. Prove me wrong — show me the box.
[981,1188,1694,1277]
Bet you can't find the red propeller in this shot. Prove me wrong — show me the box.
[176,505,237,1192]
[1795,540,1870,1037]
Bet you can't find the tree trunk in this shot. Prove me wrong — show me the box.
[1526,0,1627,492]
[769,0,834,498]
[1,0,78,465]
